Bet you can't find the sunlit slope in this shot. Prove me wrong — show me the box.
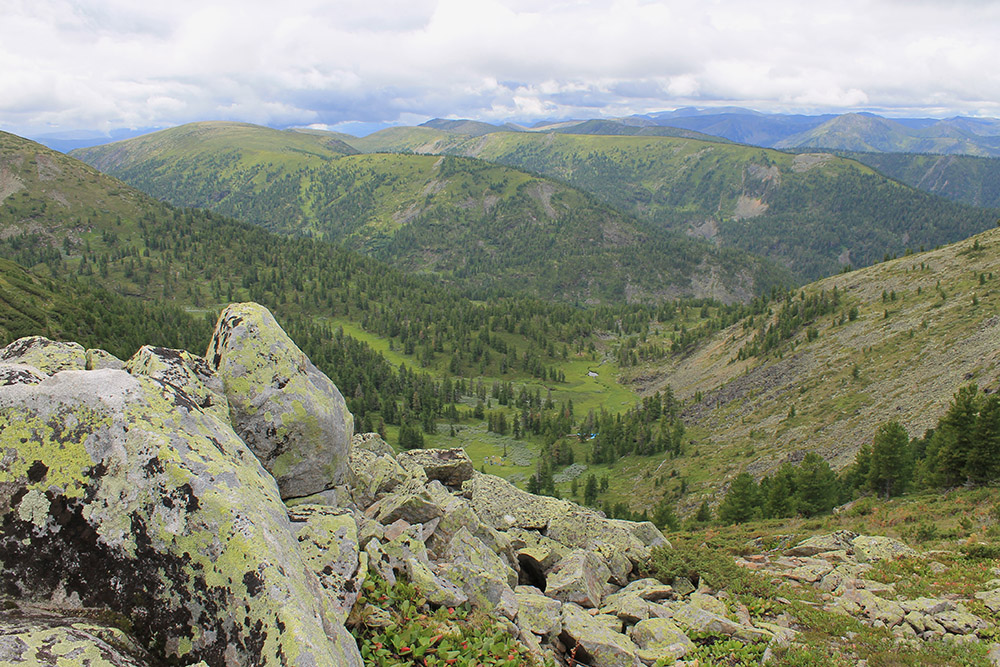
[71,123,789,303]
[633,227,1000,497]
[347,127,997,283]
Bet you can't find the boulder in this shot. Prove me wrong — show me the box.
[125,346,230,425]
[464,472,576,530]
[546,509,650,570]
[348,448,418,508]
[785,530,858,557]
[370,484,445,525]
[515,586,563,637]
[851,535,919,563]
[0,368,361,666]
[288,506,365,624]
[560,603,642,667]
[0,613,152,666]
[0,336,86,375]
[546,550,612,608]
[351,432,395,457]
[440,528,518,616]
[629,617,695,663]
[670,602,769,642]
[86,348,125,371]
[0,363,47,387]
[206,302,353,499]
[396,448,475,486]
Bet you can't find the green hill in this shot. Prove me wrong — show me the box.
[71,122,788,303]
[598,227,1000,515]
[834,151,1000,209]
[775,113,1000,157]
[341,127,997,282]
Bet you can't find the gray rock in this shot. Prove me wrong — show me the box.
[851,535,919,563]
[464,472,576,530]
[126,345,230,425]
[0,612,152,666]
[546,549,612,608]
[207,302,353,499]
[288,505,365,624]
[560,603,642,667]
[0,336,86,374]
[440,527,518,615]
[397,448,475,486]
[351,432,395,456]
[629,617,695,663]
[785,530,858,557]
[515,586,563,637]
[0,363,47,386]
[0,368,361,666]
[86,348,125,371]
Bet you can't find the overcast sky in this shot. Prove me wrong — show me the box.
[3,0,1000,139]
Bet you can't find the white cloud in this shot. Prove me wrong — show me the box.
[2,0,1000,138]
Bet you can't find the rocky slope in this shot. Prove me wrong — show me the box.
[0,302,678,666]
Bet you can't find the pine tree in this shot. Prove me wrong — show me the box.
[868,421,909,499]
[717,472,759,524]
[936,384,981,486]
[794,453,838,517]
[968,394,1000,484]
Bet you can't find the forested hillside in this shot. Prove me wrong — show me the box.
[342,128,997,282]
[71,122,786,303]
[836,151,1000,209]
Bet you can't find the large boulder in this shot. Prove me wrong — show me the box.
[206,302,353,499]
[0,368,361,666]
[0,364,47,387]
[546,550,611,608]
[464,472,576,530]
[560,603,642,667]
[125,346,230,425]
[0,612,153,666]
[0,336,86,375]
[288,506,366,624]
[396,448,474,486]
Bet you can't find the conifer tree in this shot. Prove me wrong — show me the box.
[868,421,910,499]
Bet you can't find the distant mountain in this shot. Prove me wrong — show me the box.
[419,118,514,136]
[71,122,786,303]
[345,127,997,282]
[640,110,836,147]
[774,113,1000,157]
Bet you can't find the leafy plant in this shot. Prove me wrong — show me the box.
[350,572,541,667]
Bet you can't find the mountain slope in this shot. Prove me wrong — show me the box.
[345,127,997,282]
[775,113,1000,157]
[834,151,1000,209]
[71,122,788,303]
[622,227,1000,510]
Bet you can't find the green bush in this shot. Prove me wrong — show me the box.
[350,572,540,667]
[645,539,778,600]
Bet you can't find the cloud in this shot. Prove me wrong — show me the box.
[2,0,999,137]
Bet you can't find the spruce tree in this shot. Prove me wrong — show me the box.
[868,421,910,499]
[717,472,759,524]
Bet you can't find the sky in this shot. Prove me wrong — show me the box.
[3,0,1000,140]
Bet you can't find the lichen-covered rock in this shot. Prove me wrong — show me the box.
[464,472,575,530]
[86,348,125,371]
[126,346,230,425]
[440,527,518,616]
[288,506,365,624]
[515,586,563,637]
[670,602,768,641]
[348,449,417,508]
[423,482,514,567]
[785,530,858,557]
[351,432,395,457]
[629,617,695,663]
[371,485,445,525]
[546,509,650,571]
[851,535,919,563]
[560,603,642,667]
[0,369,361,666]
[206,302,353,499]
[546,550,611,609]
[0,363,47,387]
[0,614,152,666]
[0,336,86,375]
[396,448,474,486]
